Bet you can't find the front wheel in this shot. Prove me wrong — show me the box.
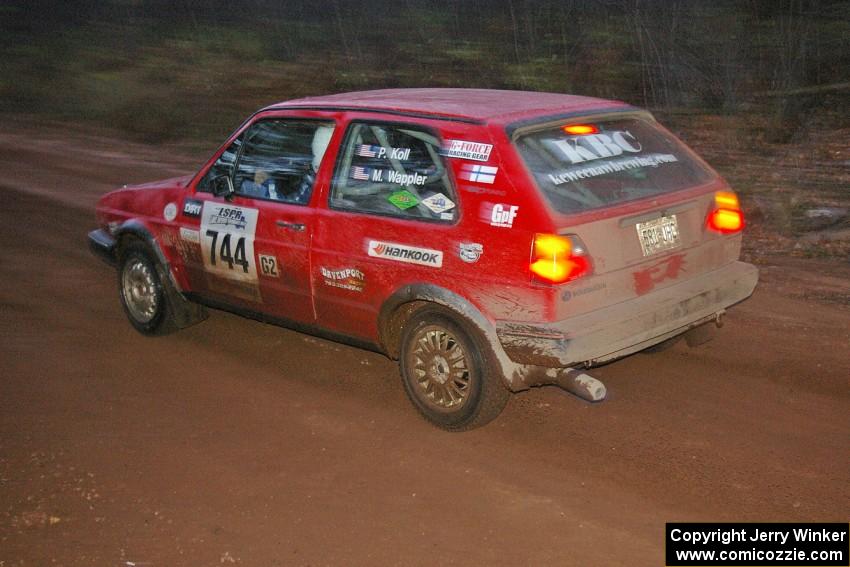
[117,241,177,336]
[399,307,509,431]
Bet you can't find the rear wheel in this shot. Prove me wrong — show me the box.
[399,307,509,431]
[118,241,177,336]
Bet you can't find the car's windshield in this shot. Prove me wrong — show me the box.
[514,117,715,215]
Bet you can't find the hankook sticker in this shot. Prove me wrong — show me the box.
[367,240,443,268]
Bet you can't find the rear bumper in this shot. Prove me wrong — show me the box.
[88,229,117,266]
[496,261,758,368]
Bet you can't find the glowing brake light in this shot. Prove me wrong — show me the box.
[562,124,599,135]
[707,191,744,234]
[530,234,592,284]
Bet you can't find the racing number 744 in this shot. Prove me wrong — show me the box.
[205,230,249,273]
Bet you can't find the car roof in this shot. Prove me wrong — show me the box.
[267,88,634,126]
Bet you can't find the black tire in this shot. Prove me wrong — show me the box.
[117,240,178,336]
[399,306,510,431]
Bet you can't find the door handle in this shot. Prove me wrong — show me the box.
[276,220,305,232]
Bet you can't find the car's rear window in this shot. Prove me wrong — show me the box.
[514,117,715,214]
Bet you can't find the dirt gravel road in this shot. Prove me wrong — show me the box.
[1,123,848,566]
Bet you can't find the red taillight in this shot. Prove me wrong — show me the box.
[707,191,744,234]
[530,234,591,284]
[562,124,599,135]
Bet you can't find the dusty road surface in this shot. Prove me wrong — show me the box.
[1,122,849,566]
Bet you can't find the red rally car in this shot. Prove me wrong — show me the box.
[88,88,758,430]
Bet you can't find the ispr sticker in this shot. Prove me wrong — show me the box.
[200,202,259,285]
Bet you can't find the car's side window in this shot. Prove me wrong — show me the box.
[232,119,335,205]
[198,135,243,193]
[330,122,458,222]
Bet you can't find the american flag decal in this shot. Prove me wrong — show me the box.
[356,144,379,158]
[351,166,371,181]
[459,164,498,184]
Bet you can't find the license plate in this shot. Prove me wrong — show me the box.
[636,215,680,256]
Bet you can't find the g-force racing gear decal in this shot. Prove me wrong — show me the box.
[441,140,493,162]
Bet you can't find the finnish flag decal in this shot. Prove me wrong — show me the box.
[459,164,498,184]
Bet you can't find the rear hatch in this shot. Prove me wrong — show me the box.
[513,112,743,319]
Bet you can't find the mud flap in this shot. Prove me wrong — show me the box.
[156,264,208,329]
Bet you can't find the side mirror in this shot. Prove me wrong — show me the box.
[211,175,235,199]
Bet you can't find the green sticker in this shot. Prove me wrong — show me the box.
[388,190,419,210]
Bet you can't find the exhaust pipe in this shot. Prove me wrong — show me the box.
[516,365,607,402]
[552,368,607,402]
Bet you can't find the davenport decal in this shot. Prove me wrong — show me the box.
[367,240,443,268]
[320,267,365,292]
